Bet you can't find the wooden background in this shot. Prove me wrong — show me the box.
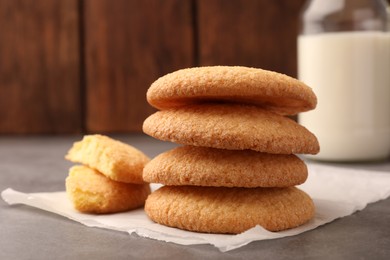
[0,0,351,134]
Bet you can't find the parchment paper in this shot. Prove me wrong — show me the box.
[2,163,390,252]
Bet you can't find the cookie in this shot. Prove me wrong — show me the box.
[147,66,317,115]
[65,135,150,184]
[143,104,319,154]
[145,185,315,233]
[66,165,151,214]
[143,146,307,187]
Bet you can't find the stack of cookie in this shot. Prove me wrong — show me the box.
[65,135,151,214]
[142,66,319,234]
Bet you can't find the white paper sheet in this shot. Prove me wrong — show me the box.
[2,163,390,252]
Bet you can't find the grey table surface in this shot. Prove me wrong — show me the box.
[1,134,390,260]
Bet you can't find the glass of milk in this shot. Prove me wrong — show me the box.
[298,0,390,162]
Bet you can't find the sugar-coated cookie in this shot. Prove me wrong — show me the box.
[147,66,317,115]
[143,146,308,187]
[143,104,319,154]
[145,185,315,234]
[66,165,150,214]
[65,135,150,184]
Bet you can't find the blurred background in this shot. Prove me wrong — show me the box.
[2,0,386,135]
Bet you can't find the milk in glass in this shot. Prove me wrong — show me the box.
[298,32,390,161]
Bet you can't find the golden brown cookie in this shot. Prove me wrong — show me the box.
[65,135,150,184]
[145,185,315,234]
[143,104,319,154]
[143,146,308,187]
[66,165,151,214]
[147,66,317,115]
